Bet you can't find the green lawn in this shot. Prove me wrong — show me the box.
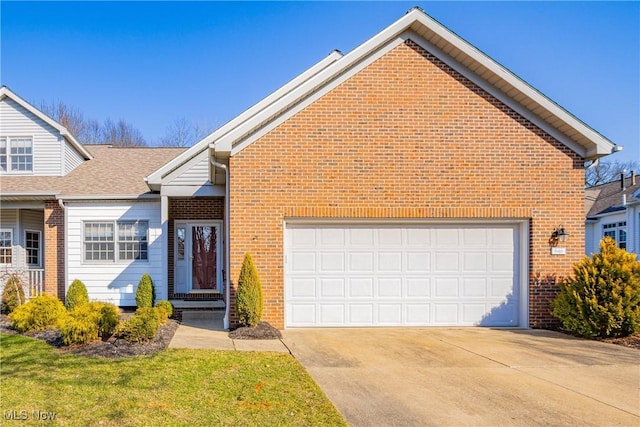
[0,334,346,426]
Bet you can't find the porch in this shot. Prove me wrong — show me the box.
[1,268,45,300]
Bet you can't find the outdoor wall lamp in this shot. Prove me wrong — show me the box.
[549,226,569,247]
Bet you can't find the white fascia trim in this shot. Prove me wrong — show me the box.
[54,194,160,201]
[587,209,628,220]
[230,37,406,155]
[0,87,93,160]
[144,50,344,185]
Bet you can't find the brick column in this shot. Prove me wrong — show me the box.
[44,200,65,300]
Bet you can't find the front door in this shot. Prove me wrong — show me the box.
[174,222,222,293]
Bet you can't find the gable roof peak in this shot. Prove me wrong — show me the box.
[0,86,93,160]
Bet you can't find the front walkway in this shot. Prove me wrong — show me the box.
[168,312,289,353]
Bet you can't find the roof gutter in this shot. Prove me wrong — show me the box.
[210,156,231,330]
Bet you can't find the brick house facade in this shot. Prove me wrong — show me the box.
[228,40,584,329]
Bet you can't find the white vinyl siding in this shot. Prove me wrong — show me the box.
[64,140,85,174]
[164,151,210,186]
[0,97,85,176]
[67,201,164,305]
[285,223,523,328]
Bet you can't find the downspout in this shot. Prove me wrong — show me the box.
[210,157,231,330]
[57,198,68,299]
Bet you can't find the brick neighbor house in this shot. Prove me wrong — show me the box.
[1,8,617,329]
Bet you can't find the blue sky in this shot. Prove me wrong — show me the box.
[1,1,638,163]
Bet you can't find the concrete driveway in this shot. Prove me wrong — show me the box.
[282,328,639,426]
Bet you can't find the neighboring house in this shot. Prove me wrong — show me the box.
[0,86,185,304]
[585,172,639,255]
[1,8,619,330]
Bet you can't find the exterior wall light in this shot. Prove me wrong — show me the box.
[549,227,569,247]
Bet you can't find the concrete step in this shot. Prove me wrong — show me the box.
[170,300,225,309]
[181,310,224,322]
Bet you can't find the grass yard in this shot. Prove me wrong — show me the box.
[0,334,346,426]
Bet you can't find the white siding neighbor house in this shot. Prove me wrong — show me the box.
[585,172,639,256]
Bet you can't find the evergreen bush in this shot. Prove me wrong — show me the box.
[115,307,160,343]
[8,294,66,333]
[235,253,263,327]
[155,300,174,318]
[66,279,89,310]
[58,301,120,345]
[552,237,640,337]
[1,274,25,314]
[135,274,155,308]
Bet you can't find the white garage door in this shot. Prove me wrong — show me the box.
[285,223,521,327]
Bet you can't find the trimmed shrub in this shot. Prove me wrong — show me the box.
[135,274,156,308]
[236,253,263,327]
[58,308,99,346]
[8,294,66,333]
[66,279,89,310]
[552,237,640,338]
[115,307,160,343]
[155,305,169,325]
[58,302,120,345]
[94,302,120,338]
[1,274,25,314]
[155,300,174,318]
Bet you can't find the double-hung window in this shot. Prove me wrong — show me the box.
[0,229,12,265]
[0,137,33,173]
[603,222,626,250]
[84,221,148,262]
[25,230,41,267]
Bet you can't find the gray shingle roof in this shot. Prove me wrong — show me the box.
[0,145,186,198]
[586,175,640,218]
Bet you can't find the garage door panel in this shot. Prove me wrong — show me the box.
[320,305,345,324]
[349,252,374,271]
[290,278,316,298]
[378,278,402,297]
[286,224,521,327]
[320,252,345,272]
[292,252,316,272]
[349,278,374,297]
[320,278,345,297]
[407,252,430,272]
[378,304,402,324]
[463,252,488,272]
[407,278,430,297]
[434,278,459,297]
[379,252,402,271]
[435,252,459,272]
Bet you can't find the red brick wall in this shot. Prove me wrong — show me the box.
[44,200,65,300]
[229,40,584,329]
[168,198,224,299]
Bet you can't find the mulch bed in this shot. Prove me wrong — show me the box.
[600,334,640,350]
[0,314,179,359]
[228,321,282,340]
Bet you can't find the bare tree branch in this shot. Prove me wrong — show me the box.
[586,160,640,187]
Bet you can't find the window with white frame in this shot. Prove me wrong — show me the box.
[0,229,12,264]
[118,221,148,261]
[25,230,41,267]
[84,221,148,262]
[0,137,33,173]
[603,222,626,250]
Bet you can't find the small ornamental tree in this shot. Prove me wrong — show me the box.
[1,274,25,314]
[552,237,640,338]
[135,274,156,308]
[66,279,89,310]
[235,253,263,327]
